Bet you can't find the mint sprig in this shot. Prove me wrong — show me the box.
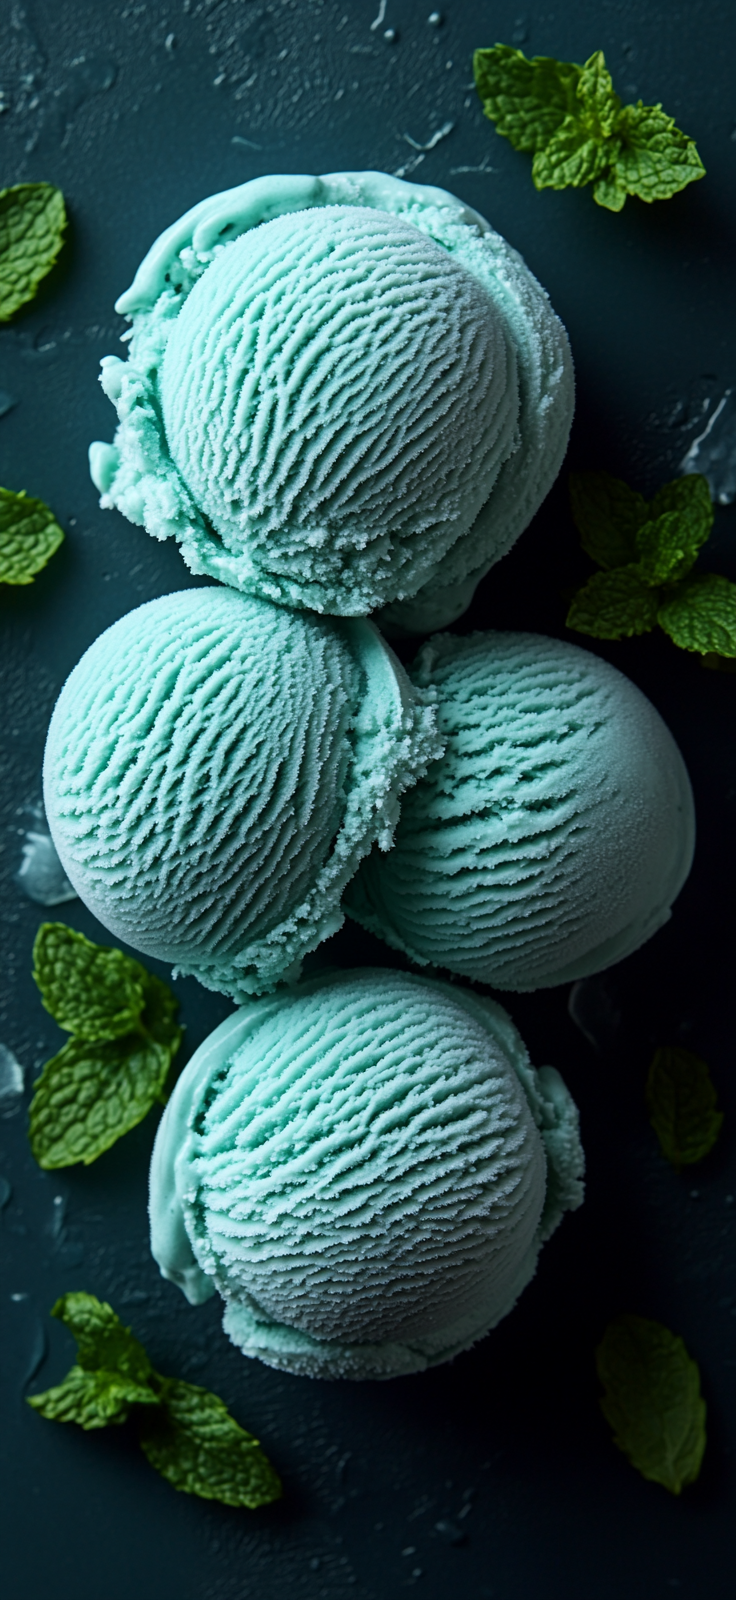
[473,46,705,211]
[29,924,183,1168]
[28,1294,282,1508]
[0,486,64,586]
[596,1314,706,1494]
[566,471,736,656]
[0,183,67,320]
[646,1047,723,1171]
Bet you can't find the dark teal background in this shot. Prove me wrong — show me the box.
[1,2,734,1596]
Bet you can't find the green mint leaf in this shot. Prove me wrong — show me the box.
[27,1295,158,1430]
[28,1364,158,1430]
[592,170,628,211]
[566,566,659,639]
[613,102,706,204]
[0,183,67,321]
[569,472,648,569]
[473,45,582,155]
[0,486,64,586]
[138,1378,282,1509]
[596,1314,706,1494]
[657,573,736,657]
[473,46,704,211]
[577,50,621,137]
[532,121,613,193]
[646,1047,723,1171]
[51,1292,154,1382]
[637,513,703,585]
[649,472,713,529]
[29,929,182,1167]
[33,922,148,1041]
[28,1030,177,1168]
[635,475,713,584]
[532,51,621,193]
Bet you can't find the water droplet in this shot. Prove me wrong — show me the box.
[568,977,623,1054]
[0,1175,11,1211]
[434,1519,466,1546]
[428,13,442,26]
[680,387,736,505]
[0,389,17,418]
[22,1318,47,1391]
[0,1044,25,1117]
[49,1194,66,1240]
[16,815,77,907]
[66,53,117,101]
[15,327,61,364]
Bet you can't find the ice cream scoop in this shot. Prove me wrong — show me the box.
[345,631,695,990]
[89,171,574,631]
[43,588,439,1000]
[149,968,584,1379]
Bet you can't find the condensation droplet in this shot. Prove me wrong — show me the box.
[16,802,77,906]
[22,1318,47,1392]
[680,387,736,505]
[568,978,623,1054]
[0,1045,25,1117]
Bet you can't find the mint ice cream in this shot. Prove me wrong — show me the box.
[43,589,439,1000]
[149,969,584,1379]
[346,632,695,990]
[90,171,574,631]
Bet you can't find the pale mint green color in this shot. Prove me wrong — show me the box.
[43,589,440,1000]
[149,969,584,1380]
[346,632,696,990]
[89,171,574,631]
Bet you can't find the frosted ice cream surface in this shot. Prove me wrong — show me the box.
[346,632,696,990]
[149,970,584,1380]
[158,207,519,613]
[90,171,574,631]
[43,588,439,999]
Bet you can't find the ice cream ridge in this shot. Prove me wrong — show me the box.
[149,969,584,1379]
[89,170,574,632]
